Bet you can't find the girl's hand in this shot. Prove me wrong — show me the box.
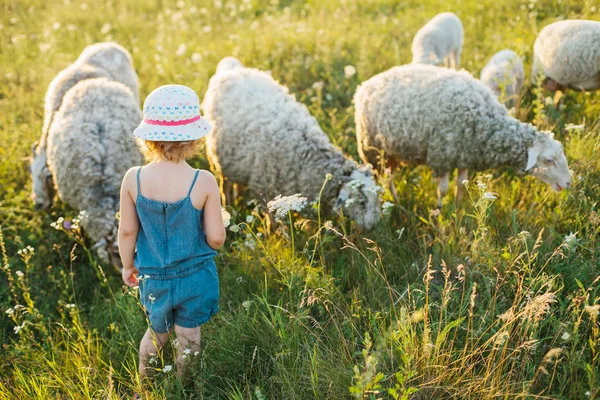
[122,267,139,287]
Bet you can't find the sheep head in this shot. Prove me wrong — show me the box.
[216,56,244,74]
[334,166,382,231]
[526,133,572,191]
[29,141,54,210]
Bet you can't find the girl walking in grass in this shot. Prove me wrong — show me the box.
[118,85,225,379]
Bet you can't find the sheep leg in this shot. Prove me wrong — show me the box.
[455,169,468,205]
[437,172,450,208]
[222,178,233,206]
[388,175,399,202]
[454,49,461,69]
[387,158,399,202]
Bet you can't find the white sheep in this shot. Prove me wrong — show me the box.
[46,78,143,266]
[202,58,382,230]
[480,50,524,108]
[532,20,600,92]
[31,42,139,210]
[411,12,464,68]
[354,64,572,207]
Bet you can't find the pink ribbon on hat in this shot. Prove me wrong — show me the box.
[144,115,201,126]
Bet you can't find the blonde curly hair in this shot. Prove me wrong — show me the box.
[137,139,203,163]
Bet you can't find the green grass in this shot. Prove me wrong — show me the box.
[2,0,600,398]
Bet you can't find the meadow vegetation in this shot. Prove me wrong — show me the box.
[1,0,600,398]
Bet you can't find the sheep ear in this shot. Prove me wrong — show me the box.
[526,145,540,171]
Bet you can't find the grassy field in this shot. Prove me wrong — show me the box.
[1,0,600,398]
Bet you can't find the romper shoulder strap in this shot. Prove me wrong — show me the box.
[187,170,200,197]
[136,166,142,194]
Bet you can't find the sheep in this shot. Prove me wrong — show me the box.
[354,64,572,207]
[202,57,382,231]
[46,78,143,267]
[31,42,139,210]
[480,50,524,108]
[411,12,464,69]
[531,20,600,92]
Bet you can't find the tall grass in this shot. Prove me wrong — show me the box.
[1,0,600,398]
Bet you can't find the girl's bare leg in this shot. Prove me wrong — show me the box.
[139,328,170,378]
[174,324,201,377]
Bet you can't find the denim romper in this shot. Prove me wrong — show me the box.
[135,167,219,333]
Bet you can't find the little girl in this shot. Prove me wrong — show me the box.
[118,84,225,378]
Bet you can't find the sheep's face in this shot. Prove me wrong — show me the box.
[526,136,572,191]
[334,168,382,231]
[29,143,54,210]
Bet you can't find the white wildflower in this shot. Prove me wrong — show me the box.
[173,339,179,346]
[382,201,394,217]
[162,365,173,373]
[148,293,156,302]
[564,123,585,133]
[183,348,191,355]
[344,65,357,78]
[323,220,333,230]
[242,300,252,309]
[561,332,570,341]
[15,271,24,278]
[245,215,255,224]
[482,192,497,200]
[194,351,200,356]
[564,232,578,250]
[65,304,76,309]
[344,198,356,207]
[311,81,324,90]
[221,208,231,227]
[100,23,111,34]
[5,308,14,315]
[229,225,240,233]
[176,43,187,56]
[182,354,187,359]
[191,52,202,63]
[267,194,307,218]
[244,240,256,250]
[346,180,363,191]
[14,324,24,334]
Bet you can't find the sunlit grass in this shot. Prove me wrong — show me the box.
[1,0,600,398]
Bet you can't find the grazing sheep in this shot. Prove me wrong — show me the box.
[31,42,139,210]
[532,20,600,92]
[46,78,143,266]
[411,12,464,68]
[480,50,524,108]
[354,64,572,207]
[202,58,382,230]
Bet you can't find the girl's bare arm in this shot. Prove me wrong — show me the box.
[118,168,140,285]
[202,172,226,250]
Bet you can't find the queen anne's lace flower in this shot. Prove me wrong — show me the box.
[162,365,173,373]
[382,201,394,217]
[344,65,357,78]
[267,194,307,218]
[221,208,231,227]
